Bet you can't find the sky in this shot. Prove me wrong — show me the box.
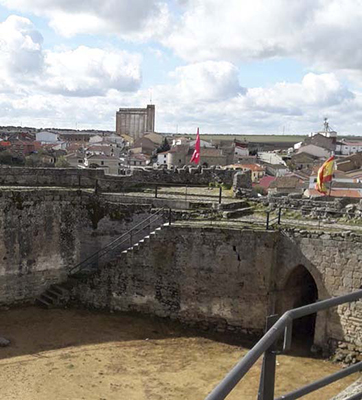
[1,0,362,135]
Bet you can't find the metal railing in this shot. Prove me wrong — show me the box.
[266,207,282,230]
[205,289,362,400]
[68,207,171,276]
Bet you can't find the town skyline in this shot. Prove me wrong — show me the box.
[1,1,362,135]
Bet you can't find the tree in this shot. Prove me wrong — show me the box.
[55,156,70,168]
[0,150,13,165]
[25,154,43,167]
[156,137,170,154]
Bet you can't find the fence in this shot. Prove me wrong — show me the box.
[205,289,362,400]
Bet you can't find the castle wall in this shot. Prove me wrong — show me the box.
[0,166,235,190]
[73,227,278,337]
[0,189,152,305]
[72,225,362,354]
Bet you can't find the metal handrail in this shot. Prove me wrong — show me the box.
[205,289,362,400]
[68,207,170,275]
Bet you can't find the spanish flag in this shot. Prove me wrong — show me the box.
[316,155,335,194]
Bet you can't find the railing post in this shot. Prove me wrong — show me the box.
[258,314,278,400]
[266,211,270,230]
[168,208,172,226]
[219,186,222,204]
[155,185,158,198]
[278,207,282,225]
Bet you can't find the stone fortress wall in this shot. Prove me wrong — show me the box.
[0,166,235,191]
[0,189,153,305]
[72,225,362,358]
[0,167,361,361]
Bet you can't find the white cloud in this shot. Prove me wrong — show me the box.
[245,73,354,115]
[0,15,142,96]
[0,14,43,83]
[170,61,246,102]
[164,0,362,78]
[43,46,142,96]
[0,0,171,39]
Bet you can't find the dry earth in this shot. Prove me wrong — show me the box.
[0,307,359,400]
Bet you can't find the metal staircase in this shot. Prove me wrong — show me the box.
[36,208,171,308]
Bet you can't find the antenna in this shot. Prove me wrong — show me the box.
[149,88,153,104]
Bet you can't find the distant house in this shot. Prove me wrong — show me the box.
[258,152,286,166]
[157,144,190,168]
[36,131,60,144]
[11,140,41,156]
[337,153,362,172]
[297,144,331,159]
[84,154,121,175]
[226,163,265,182]
[172,137,190,146]
[143,132,164,146]
[194,148,230,167]
[254,175,276,190]
[131,137,158,156]
[291,152,319,170]
[128,153,150,166]
[268,176,306,195]
[336,140,362,156]
[157,151,169,166]
[64,153,85,168]
[303,133,336,152]
[264,163,289,177]
[234,140,249,158]
[86,145,120,157]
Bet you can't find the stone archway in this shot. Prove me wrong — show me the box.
[277,264,319,345]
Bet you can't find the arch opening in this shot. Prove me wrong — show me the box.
[278,265,318,344]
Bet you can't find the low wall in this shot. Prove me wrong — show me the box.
[0,189,152,305]
[0,166,235,191]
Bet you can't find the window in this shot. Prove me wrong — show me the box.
[101,161,104,165]
[164,160,166,164]
[78,160,82,163]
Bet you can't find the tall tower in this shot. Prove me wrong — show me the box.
[116,104,155,141]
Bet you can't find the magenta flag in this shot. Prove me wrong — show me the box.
[190,127,200,164]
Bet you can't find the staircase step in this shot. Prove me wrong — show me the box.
[36,297,52,309]
[36,214,167,310]
[51,284,70,295]
[41,293,55,303]
[45,289,61,300]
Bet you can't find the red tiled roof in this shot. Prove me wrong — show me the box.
[255,175,276,189]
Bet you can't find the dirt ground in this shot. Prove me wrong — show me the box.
[0,307,359,400]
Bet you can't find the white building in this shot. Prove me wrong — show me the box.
[157,151,168,166]
[336,140,362,156]
[36,131,60,144]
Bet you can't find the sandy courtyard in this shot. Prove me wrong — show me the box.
[0,307,359,400]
